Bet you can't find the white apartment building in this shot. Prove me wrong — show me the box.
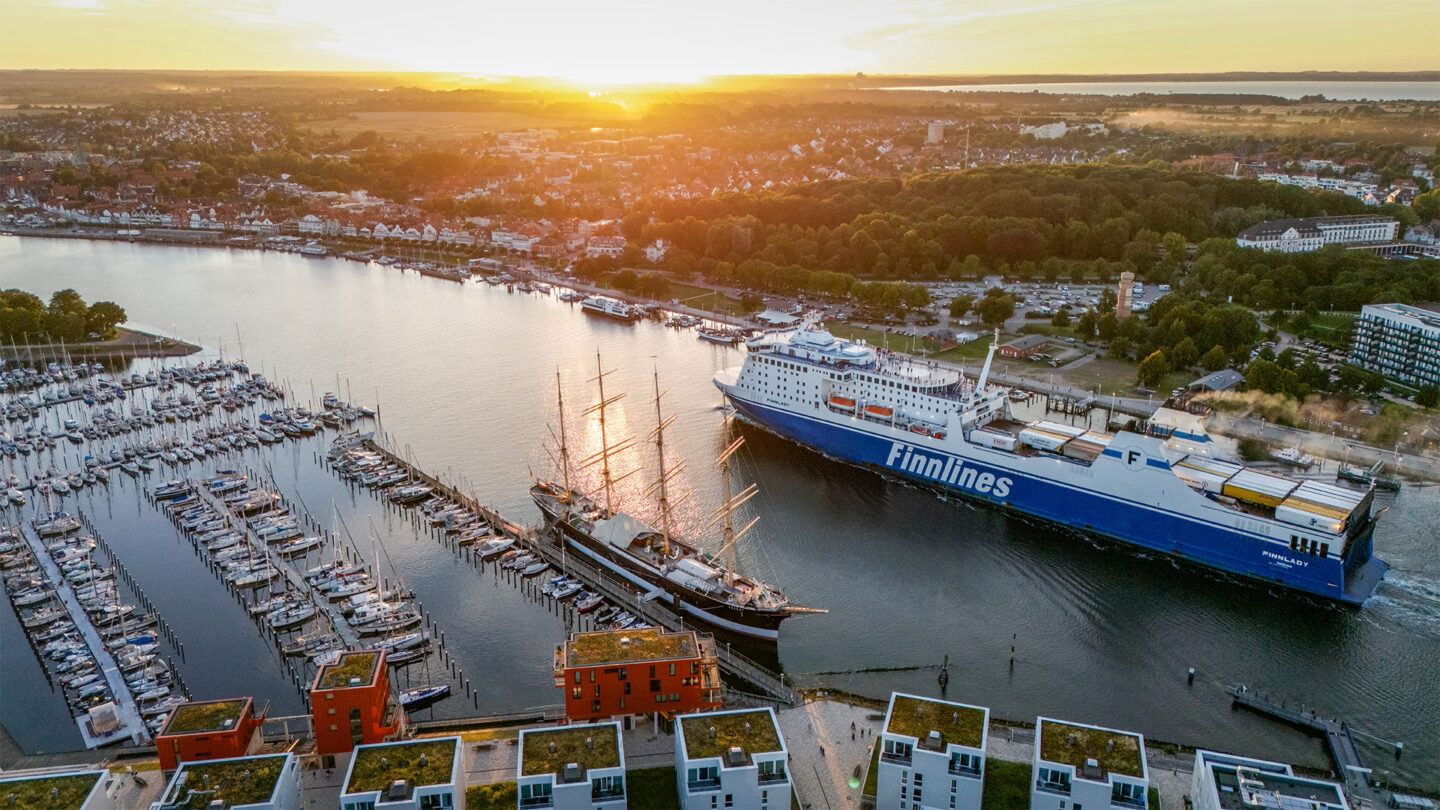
[1352,303,1440,387]
[676,708,790,810]
[340,737,464,810]
[1031,718,1149,810]
[2,769,113,810]
[1236,216,1396,253]
[877,693,989,810]
[1190,750,1348,810]
[152,753,300,810]
[518,722,627,810]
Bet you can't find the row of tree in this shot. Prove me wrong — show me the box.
[0,289,127,344]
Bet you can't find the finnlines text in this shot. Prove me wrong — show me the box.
[886,442,1013,497]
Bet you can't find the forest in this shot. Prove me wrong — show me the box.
[0,289,128,343]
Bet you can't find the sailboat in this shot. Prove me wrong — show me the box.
[530,358,821,641]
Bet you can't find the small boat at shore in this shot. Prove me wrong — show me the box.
[400,684,450,709]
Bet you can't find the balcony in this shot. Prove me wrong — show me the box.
[687,778,721,793]
[880,751,912,767]
[758,771,788,785]
[592,787,626,802]
[949,762,981,778]
[1035,781,1072,796]
[519,797,554,809]
[1111,793,1146,808]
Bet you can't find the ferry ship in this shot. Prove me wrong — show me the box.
[713,322,1390,604]
[579,295,643,322]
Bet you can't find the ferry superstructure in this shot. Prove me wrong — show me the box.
[580,296,643,322]
[714,323,1389,604]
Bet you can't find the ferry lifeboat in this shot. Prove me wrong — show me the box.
[863,405,893,419]
[827,396,857,412]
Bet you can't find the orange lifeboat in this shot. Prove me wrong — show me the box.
[909,424,929,435]
[864,405,893,418]
[828,396,856,409]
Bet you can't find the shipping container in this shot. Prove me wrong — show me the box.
[1222,469,1299,508]
[1175,454,1243,479]
[1174,466,1230,493]
[1276,504,1348,535]
[1018,428,1069,452]
[970,429,1017,451]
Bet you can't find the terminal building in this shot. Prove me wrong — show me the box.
[877,693,989,810]
[1189,750,1348,810]
[1236,216,1397,253]
[554,627,722,724]
[675,707,790,810]
[518,722,627,810]
[1350,303,1440,388]
[1031,717,1149,810]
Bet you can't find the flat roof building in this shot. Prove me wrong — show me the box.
[555,627,721,724]
[878,693,989,810]
[310,649,404,756]
[0,769,112,810]
[150,753,300,810]
[1189,369,1246,393]
[518,722,627,810]
[340,736,465,810]
[1190,750,1348,810]
[1351,303,1440,388]
[676,708,790,810]
[1032,717,1149,810]
[156,697,264,771]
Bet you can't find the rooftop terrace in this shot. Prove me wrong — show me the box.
[1038,719,1145,780]
[163,755,287,809]
[346,738,458,794]
[680,710,783,766]
[563,627,699,668]
[0,772,102,810]
[1213,768,1345,810]
[162,698,249,735]
[521,725,622,776]
[885,694,987,750]
[316,651,379,690]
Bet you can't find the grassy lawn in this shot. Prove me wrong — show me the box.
[625,766,678,808]
[348,739,457,792]
[1150,785,1163,810]
[466,782,517,810]
[981,759,1033,810]
[3,772,102,810]
[1053,357,1190,398]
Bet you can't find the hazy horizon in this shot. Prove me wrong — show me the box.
[4,0,1437,85]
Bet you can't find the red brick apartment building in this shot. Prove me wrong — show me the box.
[554,627,722,724]
[309,650,404,756]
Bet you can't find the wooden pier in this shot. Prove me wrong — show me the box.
[349,437,799,707]
[1226,684,1384,808]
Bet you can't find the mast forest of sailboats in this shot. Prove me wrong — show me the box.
[530,356,821,642]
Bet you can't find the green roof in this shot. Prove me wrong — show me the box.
[1038,719,1145,779]
[0,772,102,810]
[162,698,249,735]
[165,755,287,809]
[346,739,458,794]
[564,627,699,667]
[885,695,987,750]
[680,710,783,765]
[316,651,379,689]
[521,725,621,776]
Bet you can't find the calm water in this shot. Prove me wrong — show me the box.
[2,237,1437,788]
[877,81,1440,101]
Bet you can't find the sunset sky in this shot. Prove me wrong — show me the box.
[3,0,1435,84]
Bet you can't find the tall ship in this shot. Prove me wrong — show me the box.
[580,295,643,322]
[531,358,821,640]
[713,322,1390,604]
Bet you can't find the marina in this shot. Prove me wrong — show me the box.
[2,237,1437,789]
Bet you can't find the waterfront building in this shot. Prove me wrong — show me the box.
[675,707,790,810]
[1351,303,1440,388]
[1189,750,1348,810]
[0,769,113,810]
[340,736,465,810]
[586,236,627,258]
[309,649,404,756]
[1030,717,1149,810]
[554,627,722,725]
[518,722,627,810]
[877,693,989,810]
[1116,271,1135,321]
[1236,216,1397,253]
[151,753,300,810]
[155,696,264,771]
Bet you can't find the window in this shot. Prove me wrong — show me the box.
[656,694,667,703]
[725,795,733,808]
[419,794,453,809]
[670,663,676,676]
[572,687,581,699]
[591,699,600,713]
[594,685,600,697]
[589,670,596,683]
[650,679,661,693]
[650,665,656,678]
[574,672,581,685]
[624,681,631,695]
[670,693,680,701]
[618,667,627,681]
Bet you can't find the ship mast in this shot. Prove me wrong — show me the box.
[710,400,760,586]
[646,370,688,556]
[583,352,636,516]
[555,370,571,500]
